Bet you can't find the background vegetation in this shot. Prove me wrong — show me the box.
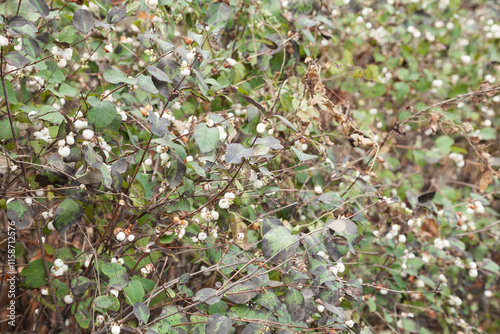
[1,0,499,333]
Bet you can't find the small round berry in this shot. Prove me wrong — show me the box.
[127,234,135,242]
[116,231,126,242]
[198,232,207,241]
[63,294,74,304]
[82,129,94,140]
[58,146,71,158]
[54,259,64,268]
[111,325,121,334]
[256,123,266,134]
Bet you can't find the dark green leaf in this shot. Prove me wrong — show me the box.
[148,111,170,137]
[54,198,83,235]
[166,155,186,188]
[194,288,223,305]
[205,313,232,334]
[23,37,41,58]
[7,199,34,229]
[225,281,258,304]
[262,226,299,263]
[193,123,220,153]
[94,296,113,309]
[207,2,231,26]
[103,66,138,85]
[73,9,95,34]
[87,101,118,131]
[134,301,150,324]
[124,280,144,306]
[285,288,305,322]
[107,6,127,24]
[225,143,253,164]
[20,259,47,288]
[258,38,278,50]
[29,0,49,17]
[84,146,103,169]
[71,276,91,298]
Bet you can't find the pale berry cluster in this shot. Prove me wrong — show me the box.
[51,45,73,68]
[219,192,235,209]
[51,258,69,277]
[329,262,346,275]
[200,207,220,221]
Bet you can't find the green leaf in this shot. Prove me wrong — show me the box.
[148,111,170,137]
[193,123,220,153]
[124,280,144,306]
[291,147,318,162]
[205,313,232,334]
[194,288,223,305]
[29,0,50,18]
[225,281,258,304]
[207,2,231,26]
[75,308,91,329]
[137,74,159,94]
[0,80,18,105]
[257,38,279,50]
[255,289,281,311]
[7,199,34,229]
[435,136,454,154]
[20,259,47,288]
[102,262,129,290]
[103,66,138,85]
[134,301,150,324]
[73,9,95,34]
[225,143,253,164]
[165,155,186,188]
[285,288,305,322]
[185,161,206,178]
[262,226,299,263]
[57,83,78,97]
[54,198,83,235]
[84,146,103,169]
[94,296,113,309]
[147,66,172,83]
[71,276,91,298]
[87,101,118,131]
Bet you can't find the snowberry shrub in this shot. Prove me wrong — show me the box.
[1,1,499,334]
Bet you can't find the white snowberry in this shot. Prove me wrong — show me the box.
[484,290,493,298]
[128,234,135,242]
[63,294,74,304]
[57,58,67,68]
[314,185,323,194]
[0,36,9,47]
[254,179,264,189]
[317,304,325,312]
[237,232,245,240]
[111,325,121,334]
[82,129,94,140]
[116,231,126,242]
[41,287,49,295]
[54,259,64,268]
[198,232,207,241]
[226,58,237,67]
[219,198,230,209]
[58,146,71,158]
[345,320,354,328]
[256,123,266,134]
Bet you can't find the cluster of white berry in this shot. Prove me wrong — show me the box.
[329,262,346,275]
[50,258,69,277]
[466,200,485,215]
[51,45,73,68]
[219,192,235,209]
[449,152,465,168]
[200,207,220,221]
